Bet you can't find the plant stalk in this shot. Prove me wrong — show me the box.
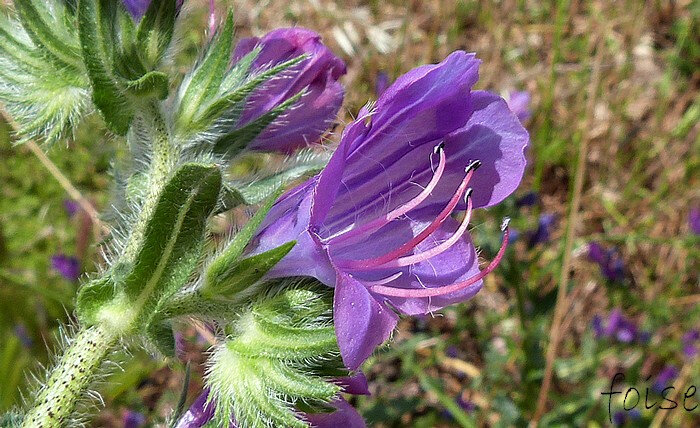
[21,325,117,428]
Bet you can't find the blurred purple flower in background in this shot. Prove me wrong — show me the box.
[232,28,346,152]
[175,390,216,428]
[123,409,146,428]
[613,409,641,426]
[507,90,531,123]
[592,309,649,344]
[51,254,80,281]
[653,365,679,393]
[515,191,538,207]
[13,323,33,348]
[587,242,627,283]
[682,330,699,359]
[690,207,700,235]
[63,199,79,217]
[375,71,390,96]
[527,213,557,247]
[250,51,528,369]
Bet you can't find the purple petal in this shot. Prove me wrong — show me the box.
[51,254,81,281]
[310,52,480,229]
[592,315,604,338]
[122,0,151,18]
[304,397,366,428]
[13,324,33,348]
[174,389,216,428]
[605,309,624,337]
[587,242,606,264]
[506,90,531,123]
[232,28,346,153]
[335,215,482,315]
[527,213,557,247]
[334,273,398,370]
[122,0,184,19]
[335,372,370,395]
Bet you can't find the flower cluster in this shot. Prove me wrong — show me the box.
[592,309,649,344]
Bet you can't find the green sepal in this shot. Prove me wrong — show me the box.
[125,71,170,99]
[135,0,177,67]
[76,275,116,326]
[145,317,176,357]
[206,187,284,281]
[193,54,307,132]
[78,0,133,135]
[14,0,81,68]
[175,11,235,131]
[206,284,343,428]
[213,91,305,157]
[121,163,222,314]
[201,241,296,300]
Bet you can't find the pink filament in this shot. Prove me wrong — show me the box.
[368,222,510,298]
[335,163,477,270]
[361,272,404,286]
[371,194,473,269]
[327,145,447,245]
[337,184,474,270]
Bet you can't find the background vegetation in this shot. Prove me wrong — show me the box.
[1,0,698,426]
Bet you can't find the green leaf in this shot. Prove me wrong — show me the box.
[76,275,117,326]
[201,241,296,299]
[136,0,177,67]
[145,317,176,357]
[205,187,284,282]
[78,0,133,134]
[213,90,305,157]
[125,70,169,99]
[175,11,235,131]
[227,149,330,208]
[206,284,343,428]
[14,0,81,67]
[0,6,90,144]
[122,163,222,315]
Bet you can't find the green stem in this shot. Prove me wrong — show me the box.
[21,325,117,428]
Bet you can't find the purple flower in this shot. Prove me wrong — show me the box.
[63,199,79,217]
[249,51,529,369]
[175,389,366,428]
[51,254,80,281]
[588,242,627,283]
[593,309,647,344]
[690,207,700,235]
[122,0,184,19]
[682,329,699,359]
[174,390,217,428]
[527,213,556,247]
[515,191,538,207]
[123,410,146,428]
[375,71,390,96]
[506,90,531,123]
[653,365,679,393]
[232,28,346,152]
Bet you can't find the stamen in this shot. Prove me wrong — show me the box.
[335,162,479,269]
[372,191,474,269]
[368,219,510,298]
[362,272,404,286]
[328,144,447,244]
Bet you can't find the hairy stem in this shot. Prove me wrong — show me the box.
[21,325,117,428]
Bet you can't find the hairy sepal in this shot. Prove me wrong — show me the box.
[78,0,174,135]
[0,4,90,144]
[206,284,346,428]
[135,0,178,68]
